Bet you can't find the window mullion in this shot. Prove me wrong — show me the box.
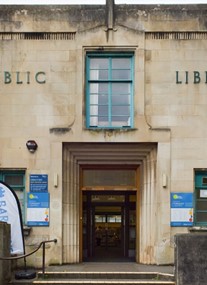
[108,57,112,126]
[130,57,134,127]
[86,56,91,128]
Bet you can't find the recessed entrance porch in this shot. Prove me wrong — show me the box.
[62,143,158,264]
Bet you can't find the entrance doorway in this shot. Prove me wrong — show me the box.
[82,192,136,262]
[63,143,157,264]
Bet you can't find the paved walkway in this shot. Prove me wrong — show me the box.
[45,262,174,275]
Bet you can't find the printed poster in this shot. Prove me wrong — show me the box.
[27,192,49,226]
[171,192,193,227]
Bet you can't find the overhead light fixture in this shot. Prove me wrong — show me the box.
[26,140,38,153]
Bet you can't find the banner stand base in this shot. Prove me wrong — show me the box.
[15,269,36,280]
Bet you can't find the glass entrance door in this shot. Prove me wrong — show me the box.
[82,192,136,262]
[94,206,123,260]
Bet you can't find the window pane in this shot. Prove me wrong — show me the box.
[90,116,98,126]
[99,105,108,116]
[90,83,108,94]
[111,117,130,127]
[112,116,130,122]
[99,70,108,80]
[90,83,99,94]
[83,169,136,187]
[95,215,106,223]
[90,106,98,116]
[196,200,207,211]
[112,106,130,116]
[99,83,108,93]
[92,195,124,202]
[112,58,130,69]
[90,70,108,80]
[98,116,109,122]
[112,83,130,94]
[196,212,207,222]
[112,70,131,80]
[90,58,108,69]
[196,189,207,199]
[98,118,109,126]
[99,94,108,105]
[112,95,130,105]
[108,215,121,223]
[4,175,24,186]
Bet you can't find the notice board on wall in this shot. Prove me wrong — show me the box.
[171,193,193,227]
[27,192,49,226]
[30,174,48,193]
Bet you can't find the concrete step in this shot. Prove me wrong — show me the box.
[8,271,175,285]
[7,280,175,285]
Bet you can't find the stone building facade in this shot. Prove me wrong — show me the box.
[0,1,207,266]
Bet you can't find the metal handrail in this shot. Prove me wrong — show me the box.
[0,238,57,277]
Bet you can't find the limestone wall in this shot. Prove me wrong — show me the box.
[0,3,206,266]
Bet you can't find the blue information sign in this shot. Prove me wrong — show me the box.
[30,174,48,192]
[170,193,193,227]
[27,192,49,226]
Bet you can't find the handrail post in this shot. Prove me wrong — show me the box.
[42,239,57,279]
[42,242,46,278]
[0,238,57,280]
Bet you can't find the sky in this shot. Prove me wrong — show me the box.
[0,0,207,4]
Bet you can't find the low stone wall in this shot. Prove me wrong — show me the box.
[175,232,207,285]
[0,221,11,283]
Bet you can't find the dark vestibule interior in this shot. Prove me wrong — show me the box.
[82,191,136,262]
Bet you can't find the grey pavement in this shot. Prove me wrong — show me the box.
[44,262,174,275]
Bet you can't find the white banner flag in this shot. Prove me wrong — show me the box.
[0,181,24,255]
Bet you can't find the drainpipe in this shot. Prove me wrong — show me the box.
[105,0,116,40]
[106,0,114,30]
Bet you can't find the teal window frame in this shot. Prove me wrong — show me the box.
[194,170,207,226]
[0,170,26,224]
[86,52,134,129]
